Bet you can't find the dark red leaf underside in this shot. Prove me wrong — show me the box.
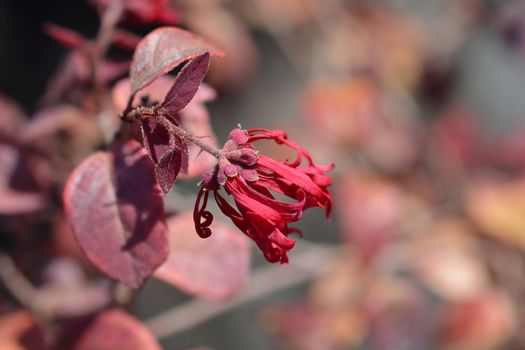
[155,212,250,300]
[63,309,161,350]
[63,140,168,288]
[140,117,188,193]
[130,27,224,95]
[162,52,211,114]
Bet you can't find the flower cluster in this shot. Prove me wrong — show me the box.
[194,127,333,263]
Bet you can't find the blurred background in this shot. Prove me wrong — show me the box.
[2,0,525,349]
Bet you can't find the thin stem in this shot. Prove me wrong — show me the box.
[94,0,123,60]
[89,0,124,106]
[145,243,339,339]
[0,252,56,343]
[0,253,42,314]
[156,114,222,159]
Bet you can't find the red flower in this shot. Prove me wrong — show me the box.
[194,128,333,264]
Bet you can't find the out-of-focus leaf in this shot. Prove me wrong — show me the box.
[92,0,180,26]
[484,126,525,168]
[302,79,379,146]
[44,23,86,49]
[66,309,162,350]
[39,258,111,318]
[0,311,45,350]
[310,253,363,309]
[0,93,26,138]
[44,52,129,104]
[411,219,489,301]
[130,27,223,95]
[241,0,313,29]
[336,172,418,263]
[112,29,141,51]
[154,212,250,300]
[362,119,421,173]
[337,8,424,91]
[465,178,525,251]
[0,144,45,214]
[259,301,365,350]
[433,108,479,168]
[365,278,432,350]
[63,140,168,288]
[21,105,103,170]
[21,105,100,144]
[439,290,516,350]
[259,304,333,350]
[184,2,258,90]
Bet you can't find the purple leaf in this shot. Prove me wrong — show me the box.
[154,212,250,300]
[63,140,169,288]
[161,52,210,113]
[140,118,171,164]
[140,117,188,193]
[60,309,162,350]
[130,27,223,95]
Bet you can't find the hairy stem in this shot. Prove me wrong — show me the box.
[156,114,222,159]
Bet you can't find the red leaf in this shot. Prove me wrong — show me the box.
[439,290,516,350]
[162,52,210,113]
[130,27,223,95]
[66,309,161,350]
[113,29,141,51]
[154,212,250,300]
[63,140,169,288]
[0,311,45,350]
[92,0,180,26]
[44,23,87,49]
[140,117,189,193]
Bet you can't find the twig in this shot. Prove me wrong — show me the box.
[94,0,124,61]
[89,0,124,106]
[0,252,58,344]
[0,253,42,314]
[145,243,339,340]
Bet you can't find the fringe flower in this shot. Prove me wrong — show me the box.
[194,128,333,263]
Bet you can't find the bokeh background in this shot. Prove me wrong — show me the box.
[2,0,525,349]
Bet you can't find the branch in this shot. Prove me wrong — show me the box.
[144,243,340,340]
[0,253,43,314]
[156,113,221,159]
[89,0,124,105]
